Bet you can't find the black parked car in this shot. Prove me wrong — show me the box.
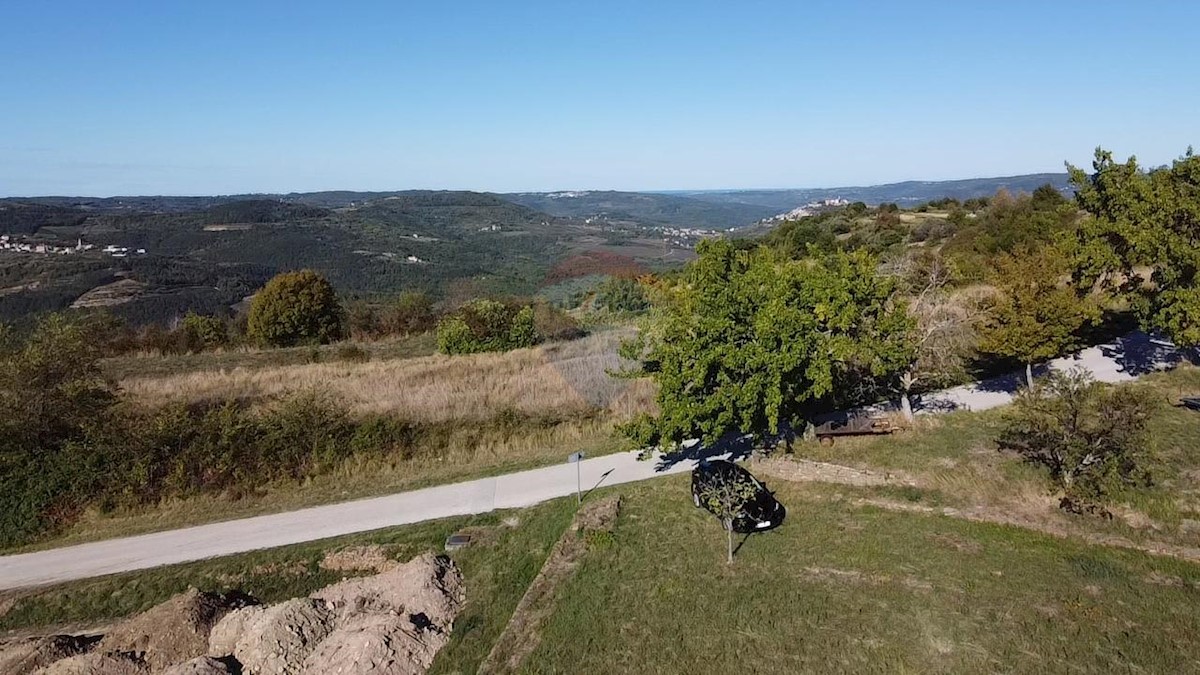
[690,459,786,533]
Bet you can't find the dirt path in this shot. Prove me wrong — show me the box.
[751,457,918,487]
[854,497,1200,564]
[478,495,621,675]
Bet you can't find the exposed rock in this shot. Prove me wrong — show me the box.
[100,588,256,672]
[0,635,99,675]
[69,278,147,309]
[34,651,148,675]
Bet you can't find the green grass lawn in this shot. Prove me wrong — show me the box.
[523,477,1200,674]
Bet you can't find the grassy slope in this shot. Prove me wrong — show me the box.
[100,332,437,380]
[10,417,624,554]
[8,477,1200,673]
[1,498,578,675]
[525,477,1200,674]
[0,331,646,553]
[799,364,1200,549]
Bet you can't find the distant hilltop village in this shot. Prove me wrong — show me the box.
[0,235,145,257]
[761,197,851,223]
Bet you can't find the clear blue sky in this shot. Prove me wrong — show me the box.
[1,1,1197,196]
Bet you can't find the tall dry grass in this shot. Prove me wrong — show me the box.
[121,330,657,424]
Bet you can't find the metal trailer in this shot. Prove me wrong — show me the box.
[812,414,900,445]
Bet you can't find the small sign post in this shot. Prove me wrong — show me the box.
[568,451,585,504]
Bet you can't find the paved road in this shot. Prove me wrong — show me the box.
[0,332,1185,590]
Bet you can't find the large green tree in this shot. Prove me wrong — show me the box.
[623,239,914,450]
[1068,147,1200,345]
[978,246,1098,387]
[247,270,346,347]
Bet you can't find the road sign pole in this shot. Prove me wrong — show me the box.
[567,451,585,505]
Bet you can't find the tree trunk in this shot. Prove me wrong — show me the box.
[726,521,733,564]
[899,371,916,423]
[1025,362,1034,388]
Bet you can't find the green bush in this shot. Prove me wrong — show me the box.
[436,299,537,355]
[382,291,437,336]
[0,315,118,546]
[594,276,649,314]
[532,301,585,341]
[179,312,229,352]
[998,369,1154,512]
[247,270,346,347]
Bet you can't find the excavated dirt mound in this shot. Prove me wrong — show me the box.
[303,614,441,675]
[159,655,237,675]
[304,552,464,674]
[311,552,464,628]
[206,553,464,674]
[34,651,148,675]
[15,553,463,675]
[210,598,335,675]
[0,635,99,675]
[100,588,256,672]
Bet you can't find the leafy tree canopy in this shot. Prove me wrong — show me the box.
[247,270,346,347]
[978,246,1098,385]
[623,239,914,448]
[1068,146,1200,345]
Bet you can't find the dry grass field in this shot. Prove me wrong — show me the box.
[120,330,658,424]
[9,331,655,550]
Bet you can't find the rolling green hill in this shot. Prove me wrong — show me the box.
[673,173,1072,211]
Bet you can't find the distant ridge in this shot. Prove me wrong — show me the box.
[663,173,1071,211]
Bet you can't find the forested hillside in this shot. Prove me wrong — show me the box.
[0,191,686,325]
